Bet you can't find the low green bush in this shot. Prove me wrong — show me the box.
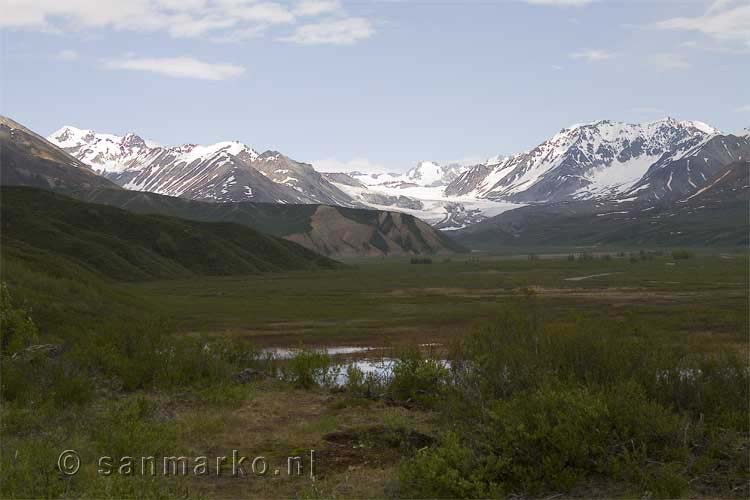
[281,349,338,389]
[344,364,385,399]
[0,282,38,355]
[387,348,449,407]
[400,307,749,498]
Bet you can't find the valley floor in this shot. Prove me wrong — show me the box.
[116,253,748,353]
[2,252,748,498]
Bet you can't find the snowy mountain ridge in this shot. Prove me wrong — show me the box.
[48,118,746,231]
[49,125,351,205]
[445,118,721,202]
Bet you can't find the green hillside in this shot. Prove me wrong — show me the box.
[1,187,338,281]
[72,187,466,256]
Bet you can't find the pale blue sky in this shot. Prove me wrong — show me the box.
[1,0,748,172]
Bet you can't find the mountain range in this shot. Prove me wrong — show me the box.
[455,160,748,250]
[49,118,749,232]
[50,125,355,206]
[2,113,746,255]
[2,116,463,257]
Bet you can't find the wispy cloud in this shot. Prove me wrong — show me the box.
[103,56,246,81]
[57,49,79,61]
[648,53,691,71]
[655,0,750,46]
[280,17,375,45]
[293,0,341,17]
[570,49,613,62]
[313,157,393,174]
[0,0,375,46]
[211,25,268,43]
[522,0,596,6]
[735,105,750,113]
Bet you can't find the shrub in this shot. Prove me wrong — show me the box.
[387,348,448,407]
[0,282,39,356]
[344,364,385,399]
[281,349,337,389]
[484,384,611,493]
[399,432,502,499]
[400,309,741,497]
[92,397,178,461]
[0,436,69,498]
[1,355,93,408]
[401,383,687,497]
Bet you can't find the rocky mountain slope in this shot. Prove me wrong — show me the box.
[74,188,465,257]
[324,119,747,230]
[1,116,120,192]
[322,161,521,230]
[38,116,750,249]
[4,116,463,257]
[49,126,355,205]
[622,133,749,203]
[50,118,745,233]
[445,118,721,202]
[454,160,749,250]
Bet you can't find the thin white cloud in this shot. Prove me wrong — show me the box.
[57,49,79,61]
[648,53,691,71]
[313,157,393,174]
[735,105,750,113]
[570,49,613,62]
[280,17,374,45]
[228,2,296,24]
[523,0,596,6]
[0,0,374,45]
[293,0,341,17]
[167,15,237,37]
[655,1,750,46]
[706,0,739,16]
[211,25,268,43]
[155,0,208,11]
[103,56,245,81]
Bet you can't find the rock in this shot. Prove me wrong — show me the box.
[233,368,265,384]
[11,344,63,361]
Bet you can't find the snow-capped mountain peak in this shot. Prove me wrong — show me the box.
[445,118,721,202]
[484,154,506,166]
[177,140,258,164]
[404,161,467,187]
[49,126,157,173]
[46,117,743,233]
[47,125,355,205]
[48,126,259,174]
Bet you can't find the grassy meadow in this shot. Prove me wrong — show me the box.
[116,252,747,350]
[1,249,748,498]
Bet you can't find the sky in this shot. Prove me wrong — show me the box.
[1,0,748,173]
